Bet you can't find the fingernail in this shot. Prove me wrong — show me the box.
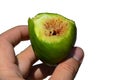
[73,47,84,62]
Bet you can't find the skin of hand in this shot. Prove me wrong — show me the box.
[0,25,84,80]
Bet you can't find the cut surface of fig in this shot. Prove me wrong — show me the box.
[28,13,77,65]
[44,18,68,36]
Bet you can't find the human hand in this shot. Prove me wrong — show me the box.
[0,25,84,80]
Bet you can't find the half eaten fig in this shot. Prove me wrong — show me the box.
[28,12,77,65]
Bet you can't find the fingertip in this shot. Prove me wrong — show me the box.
[72,47,84,62]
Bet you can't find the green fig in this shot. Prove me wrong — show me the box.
[28,13,77,65]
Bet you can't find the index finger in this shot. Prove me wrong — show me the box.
[0,25,29,65]
[0,25,29,47]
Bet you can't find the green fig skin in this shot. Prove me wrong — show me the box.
[28,13,77,65]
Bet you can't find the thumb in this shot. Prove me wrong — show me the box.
[49,47,84,80]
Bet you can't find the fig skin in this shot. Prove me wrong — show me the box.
[28,13,77,65]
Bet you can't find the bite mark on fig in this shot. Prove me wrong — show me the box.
[44,18,68,36]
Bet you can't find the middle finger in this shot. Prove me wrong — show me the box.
[17,46,38,78]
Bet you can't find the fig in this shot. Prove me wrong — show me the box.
[28,13,77,65]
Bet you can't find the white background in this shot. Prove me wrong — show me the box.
[0,0,120,80]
